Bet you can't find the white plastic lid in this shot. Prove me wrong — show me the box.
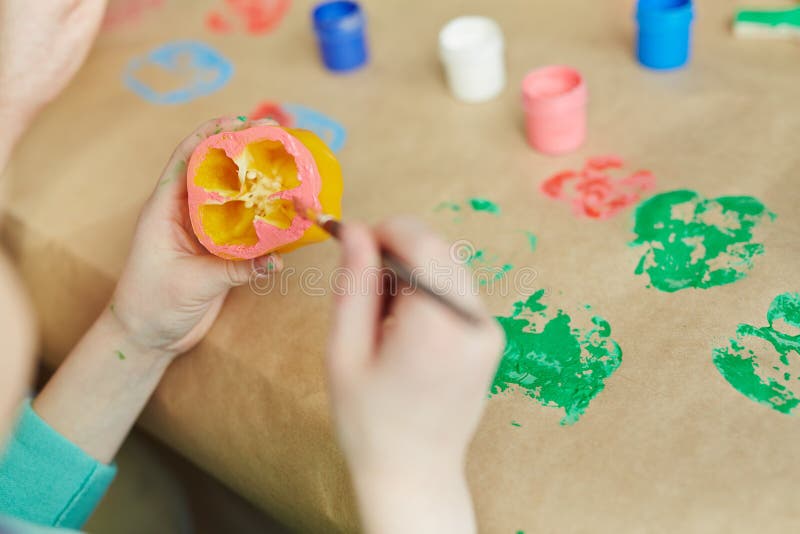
[439,16,504,64]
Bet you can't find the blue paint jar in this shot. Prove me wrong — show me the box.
[312,1,368,72]
[636,0,694,70]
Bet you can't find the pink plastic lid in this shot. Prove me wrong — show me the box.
[522,65,587,114]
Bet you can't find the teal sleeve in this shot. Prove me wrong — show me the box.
[0,400,116,529]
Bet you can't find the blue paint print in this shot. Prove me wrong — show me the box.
[123,41,233,105]
[283,103,347,153]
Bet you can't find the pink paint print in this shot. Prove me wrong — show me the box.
[103,0,164,30]
[540,156,655,219]
[248,101,294,126]
[205,0,291,35]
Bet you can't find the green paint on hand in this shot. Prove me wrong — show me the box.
[237,115,247,122]
[115,350,126,361]
[511,421,522,427]
[492,290,622,425]
[713,292,800,414]
[468,198,501,215]
[524,231,537,252]
[630,190,774,292]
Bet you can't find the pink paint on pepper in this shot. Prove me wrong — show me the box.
[540,156,656,219]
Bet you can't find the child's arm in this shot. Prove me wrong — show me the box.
[33,116,281,465]
[326,218,505,534]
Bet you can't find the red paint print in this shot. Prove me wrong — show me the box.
[205,0,291,35]
[248,101,293,126]
[540,156,656,220]
[102,0,164,30]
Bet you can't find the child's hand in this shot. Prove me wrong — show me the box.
[111,117,282,358]
[34,117,281,463]
[0,1,106,130]
[327,217,504,534]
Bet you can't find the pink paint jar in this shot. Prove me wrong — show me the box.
[522,65,587,155]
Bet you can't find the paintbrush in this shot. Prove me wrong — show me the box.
[296,205,482,325]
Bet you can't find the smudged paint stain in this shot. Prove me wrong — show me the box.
[523,231,537,252]
[283,104,347,153]
[123,41,233,104]
[102,0,164,30]
[713,292,800,414]
[115,350,126,361]
[492,290,622,425]
[247,101,347,153]
[469,198,501,215]
[465,248,513,286]
[432,200,537,273]
[510,421,521,427]
[541,155,655,219]
[248,101,293,126]
[434,201,461,213]
[630,190,775,292]
[205,0,291,35]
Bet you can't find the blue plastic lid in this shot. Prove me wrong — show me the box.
[313,1,364,38]
[637,0,694,27]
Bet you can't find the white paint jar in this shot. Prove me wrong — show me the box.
[438,16,506,103]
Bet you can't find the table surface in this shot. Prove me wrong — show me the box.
[3,0,800,532]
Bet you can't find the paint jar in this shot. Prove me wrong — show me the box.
[522,65,587,155]
[438,16,506,103]
[312,1,368,72]
[636,0,694,70]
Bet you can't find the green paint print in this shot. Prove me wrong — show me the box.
[713,292,800,414]
[492,290,622,425]
[630,190,774,292]
[115,350,126,361]
[237,115,247,122]
[511,421,522,427]
[468,197,501,215]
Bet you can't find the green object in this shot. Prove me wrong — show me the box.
[511,421,522,427]
[115,350,126,361]
[713,292,800,414]
[237,115,247,122]
[468,198,501,215]
[492,290,622,425]
[734,7,800,35]
[630,190,774,292]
